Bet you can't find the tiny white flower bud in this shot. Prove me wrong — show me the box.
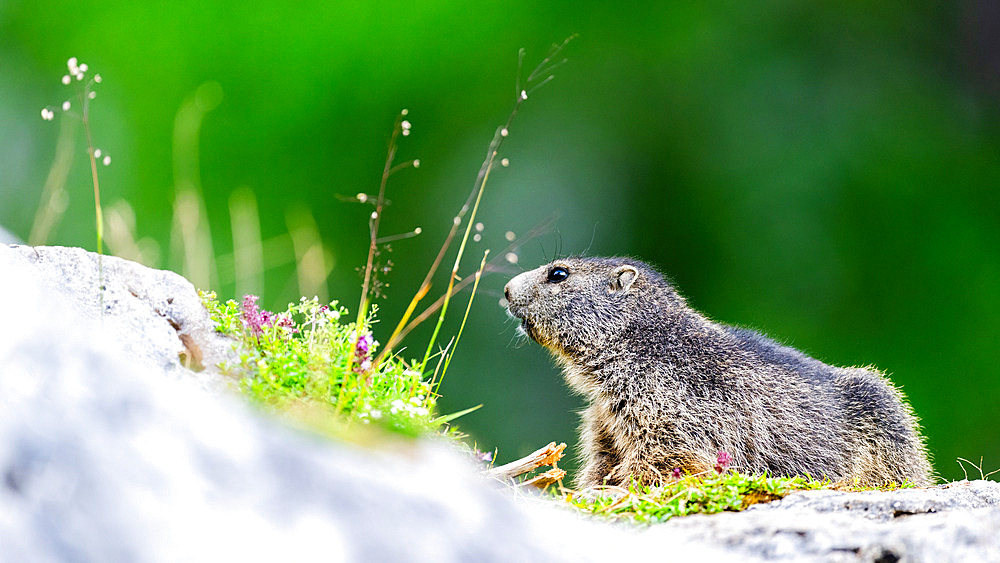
[453,216,461,226]
[412,159,420,168]
[61,75,71,85]
[371,211,378,220]
[401,120,411,130]
[88,91,96,99]
[413,227,422,235]
[41,108,54,121]
[505,252,519,264]
[402,129,410,136]
[76,72,84,81]
[94,149,102,158]
[475,222,484,232]
[61,101,70,111]
[501,158,509,167]
[500,128,508,137]
[94,74,102,83]
[401,108,408,116]
[79,63,88,72]
[357,193,368,203]
[473,233,482,242]
[67,57,78,70]
[520,90,528,100]
[102,155,111,166]
[505,231,516,241]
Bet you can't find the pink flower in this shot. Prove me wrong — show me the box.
[353,332,375,373]
[715,451,732,473]
[672,467,682,479]
[241,295,271,337]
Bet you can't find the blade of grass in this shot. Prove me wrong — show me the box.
[432,404,483,425]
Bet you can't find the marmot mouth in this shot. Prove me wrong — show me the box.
[519,319,540,343]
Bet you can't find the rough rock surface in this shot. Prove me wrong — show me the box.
[1,244,998,562]
[1,244,237,392]
[654,481,1000,561]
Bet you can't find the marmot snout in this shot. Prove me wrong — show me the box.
[505,256,932,488]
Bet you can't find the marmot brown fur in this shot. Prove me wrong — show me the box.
[504,256,933,488]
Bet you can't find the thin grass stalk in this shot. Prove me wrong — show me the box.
[418,106,519,372]
[82,97,103,256]
[426,337,453,398]
[378,217,461,363]
[349,112,403,375]
[386,215,558,347]
[79,82,106,315]
[419,158,491,371]
[411,37,573,371]
[437,250,488,393]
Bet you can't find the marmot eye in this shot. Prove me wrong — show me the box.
[547,266,569,283]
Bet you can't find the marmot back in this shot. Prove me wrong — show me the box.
[504,256,933,488]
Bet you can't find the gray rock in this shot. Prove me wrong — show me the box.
[650,482,1000,561]
[1,244,238,392]
[1,245,997,562]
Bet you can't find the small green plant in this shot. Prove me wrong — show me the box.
[202,291,466,436]
[563,452,916,524]
[37,57,112,253]
[37,57,113,311]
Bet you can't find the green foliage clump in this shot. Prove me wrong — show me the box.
[565,470,915,525]
[201,291,454,436]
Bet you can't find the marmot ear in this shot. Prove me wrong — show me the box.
[610,265,639,293]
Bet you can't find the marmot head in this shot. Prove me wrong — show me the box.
[504,256,682,358]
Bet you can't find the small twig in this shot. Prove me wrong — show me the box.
[486,441,566,481]
[521,468,567,489]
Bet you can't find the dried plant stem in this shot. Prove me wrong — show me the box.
[348,113,403,378]
[380,217,461,362]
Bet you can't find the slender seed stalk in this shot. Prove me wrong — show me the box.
[437,250,488,392]
[339,111,409,412]
[379,217,461,363]
[78,76,106,315]
[384,215,558,351]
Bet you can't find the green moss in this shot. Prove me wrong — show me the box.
[563,471,916,524]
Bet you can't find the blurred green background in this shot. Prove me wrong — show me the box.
[2,1,997,481]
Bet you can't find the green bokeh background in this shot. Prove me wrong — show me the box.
[2,2,997,481]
